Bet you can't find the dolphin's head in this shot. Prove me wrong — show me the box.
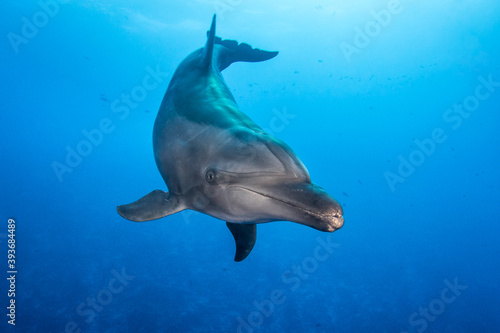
[203,171,344,232]
[178,127,344,232]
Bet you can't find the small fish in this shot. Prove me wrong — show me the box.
[342,192,350,197]
[99,94,110,102]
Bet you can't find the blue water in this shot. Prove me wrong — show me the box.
[2,1,500,332]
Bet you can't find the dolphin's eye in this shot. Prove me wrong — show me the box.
[205,169,216,183]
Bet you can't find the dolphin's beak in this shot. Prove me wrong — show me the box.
[234,181,344,232]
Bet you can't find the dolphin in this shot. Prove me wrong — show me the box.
[117,15,344,261]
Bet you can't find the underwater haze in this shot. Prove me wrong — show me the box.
[2,0,500,332]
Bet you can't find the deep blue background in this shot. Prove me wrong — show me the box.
[2,1,500,332]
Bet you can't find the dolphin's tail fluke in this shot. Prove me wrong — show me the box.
[201,14,279,72]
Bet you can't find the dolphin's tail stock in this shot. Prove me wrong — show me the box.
[200,14,279,72]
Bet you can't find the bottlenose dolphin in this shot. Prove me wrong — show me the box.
[117,15,344,261]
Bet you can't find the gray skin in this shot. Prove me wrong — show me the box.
[117,15,344,261]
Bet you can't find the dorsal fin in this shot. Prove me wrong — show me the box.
[200,14,217,68]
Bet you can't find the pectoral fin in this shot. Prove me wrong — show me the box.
[226,222,256,262]
[117,190,184,222]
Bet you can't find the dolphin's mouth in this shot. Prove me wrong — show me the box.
[232,184,344,232]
